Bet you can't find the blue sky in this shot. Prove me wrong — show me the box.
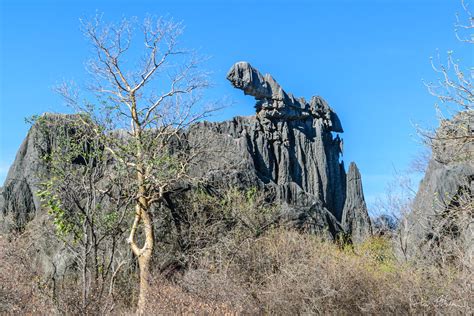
[0,0,472,209]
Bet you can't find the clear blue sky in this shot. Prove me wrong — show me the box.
[0,0,472,209]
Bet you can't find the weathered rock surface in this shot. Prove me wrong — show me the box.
[226,61,343,132]
[223,62,347,217]
[341,162,372,243]
[1,62,372,241]
[408,111,473,262]
[1,115,82,232]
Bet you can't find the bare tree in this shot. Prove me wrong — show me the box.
[56,14,215,313]
[403,0,474,268]
[372,168,418,261]
[422,0,473,163]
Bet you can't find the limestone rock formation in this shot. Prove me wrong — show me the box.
[341,162,372,243]
[1,62,372,241]
[224,62,347,217]
[407,111,473,262]
[226,61,343,132]
[1,115,74,232]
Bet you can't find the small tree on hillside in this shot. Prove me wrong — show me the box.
[56,15,214,314]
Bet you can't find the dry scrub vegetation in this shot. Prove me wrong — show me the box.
[180,229,472,314]
[1,216,472,314]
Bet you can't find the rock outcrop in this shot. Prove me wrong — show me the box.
[341,162,372,243]
[1,115,81,232]
[223,62,346,217]
[1,62,372,241]
[407,111,473,262]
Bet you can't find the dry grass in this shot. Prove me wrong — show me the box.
[0,235,54,314]
[180,229,473,314]
[1,224,472,314]
[0,234,235,315]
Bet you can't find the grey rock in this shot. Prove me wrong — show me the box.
[407,110,473,262]
[341,162,372,243]
[280,201,343,240]
[0,187,5,232]
[226,62,343,132]
[1,62,372,241]
[0,187,4,212]
[223,62,348,221]
[0,114,81,232]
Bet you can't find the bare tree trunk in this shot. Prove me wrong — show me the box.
[132,202,154,315]
[130,153,155,314]
[127,91,156,314]
[73,16,210,313]
[82,221,89,312]
[136,249,152,314]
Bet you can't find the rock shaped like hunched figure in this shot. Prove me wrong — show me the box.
[226,61,343,132]
[219,61,370,237]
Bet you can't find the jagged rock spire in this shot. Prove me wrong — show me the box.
[341,162,372,243]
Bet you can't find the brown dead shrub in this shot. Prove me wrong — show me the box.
[181,229,473,314]
[1,187,471,315]
[0,235,54,314]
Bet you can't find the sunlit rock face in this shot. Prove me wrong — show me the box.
[341,162,372,243]
[0,114,81,232]
[186,62,370,238]
[1,62,372,241]
[407,111,474,262]
[223,62,345,213]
